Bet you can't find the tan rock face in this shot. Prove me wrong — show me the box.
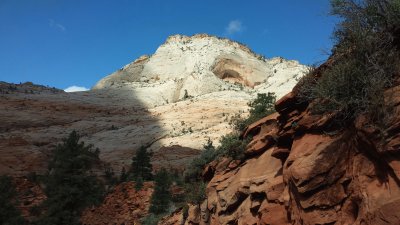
[0,34,306,177]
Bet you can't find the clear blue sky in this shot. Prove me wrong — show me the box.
[0,0,338,90]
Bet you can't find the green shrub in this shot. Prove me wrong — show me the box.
[184,181,206,205]
[217,133,250,160]
[232,93,276,131]
[104,163,117,186]
[36,131,104,225]
[170,169,184,186]
[119,167,128,183]
[184,139,218,182]
[300,0,400,124]
[0,176,26,225]
[141,213,165,225]
[149,168,172,215]
[182,204,189,221]
[135,176,144,191]
[130,146,153,181]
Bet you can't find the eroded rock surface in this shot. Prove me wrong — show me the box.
[81,182,153,225]
[162,62,400,224]
[14,177,47,223]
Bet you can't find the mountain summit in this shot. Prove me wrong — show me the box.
[93,34,307,106]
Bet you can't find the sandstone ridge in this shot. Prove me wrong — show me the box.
[0,34,307,176]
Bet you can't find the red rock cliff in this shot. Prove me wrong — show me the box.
[161,63,400,224]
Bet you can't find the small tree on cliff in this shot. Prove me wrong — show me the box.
[149,168,172,215]
[130,145,153,182]
[184,138,217,183]
[232,92,276,131]
[119,166,128,183]
[37,131,104,225]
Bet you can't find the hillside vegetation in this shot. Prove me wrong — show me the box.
[300,0,400,126]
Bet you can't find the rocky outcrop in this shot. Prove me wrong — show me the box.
[277,83,400,224]
[162,62,400,224]
[0,34,307,176]
[159,209,185,225]
[14,177,47,222]
[80,181,187,225]
[81,182,154,225]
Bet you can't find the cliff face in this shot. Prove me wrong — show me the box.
[0,34,307,176]
[161,63,400,224]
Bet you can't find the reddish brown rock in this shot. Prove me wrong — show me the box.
[244,113,279,157]
[202,160,219,182]
[242,112,279,138]
[270,147,290,160]
[177,82,400,224]
[203,147,286,225]
[275,92,298,114]
[295,105,337,131]
[14,177,46,222]
[159,208,185,225]
[81,181,154,225]
[159,204,205,225]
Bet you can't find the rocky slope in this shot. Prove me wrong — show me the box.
[14,177,47,223]
[81,182,154,225]
[0,34,307,176]
[160,61,400,224]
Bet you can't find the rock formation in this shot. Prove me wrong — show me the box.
[81,182,154,225]
[0,34,307,176]
[80,181,186,225]
[14,177,47,223]
[160,60,400,224]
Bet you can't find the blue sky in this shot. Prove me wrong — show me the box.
[0,0,338,90]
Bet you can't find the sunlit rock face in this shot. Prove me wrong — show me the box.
[93,34,307,106]
[160,60,400,225]
[0,34,307,176]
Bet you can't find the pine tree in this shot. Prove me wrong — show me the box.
[0,176,26,225]
[135,176,144,191]
[37,131,104,225]
[247,92,276,118]
[149,168,172,214]
[184,139,217,183]
[232,92,276,131]
[119,167,128,183]
[131,146,153,181]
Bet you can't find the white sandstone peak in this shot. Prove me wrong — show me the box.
[93,34,308,107]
